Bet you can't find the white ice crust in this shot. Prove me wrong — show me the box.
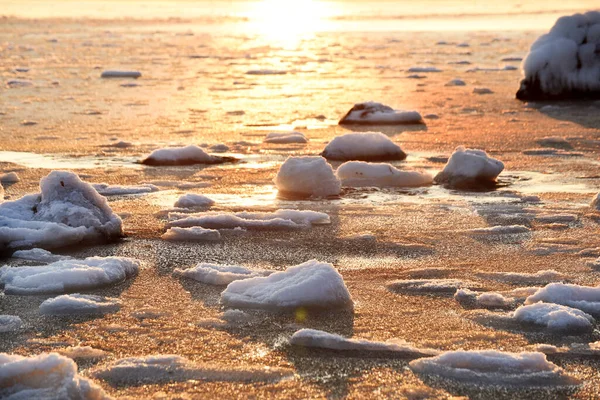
[264,132,308,144]
[40,294,122,315]
[525,283,600,315]
[322,132,407,161]
[336,161,432,188]
[512,302,594,332]
[174,263,272,285]
[161,226,221,241]
[434,146,504,186]
[274,156,341,197]
[173,193,215,209]
[339,101,423,125]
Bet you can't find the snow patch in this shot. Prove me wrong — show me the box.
[173,193,214,209]
[0,315,22,333]
[92,183,159,196]
[338,102,423,125]
[434,146,504,188]
[40,294,121,315]
[141,145,235,166]
[322,132,407,162]
[336,161,432,188]
[525,283,600,315]
[162,226,221,241]
[174,263,272,285]
[512,302,594,332]
[274,156,341,197]
[12,248,71,263]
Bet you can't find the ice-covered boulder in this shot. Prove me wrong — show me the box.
[434,146,504,188]
[264,132,307,144]
[274,156,341,197]
[512,302,594,332]
[221,260,353,310]
[0,171,123,252]
[517,11,600,100]
[173,193,214,209]
[409,350,578,386]
[321,132,407,162]
[339,102,424,125]
[525,283,600,315]
[336,161,432,188]
[141,145,236,166]
[0,352,109,399]
[0,256,140,295]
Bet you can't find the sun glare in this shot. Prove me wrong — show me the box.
[246,0,334,47]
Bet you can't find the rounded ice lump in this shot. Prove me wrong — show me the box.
[434,146,504,189]
[339,101,424,125]
[274,156,341,198]
[321,132,407,162]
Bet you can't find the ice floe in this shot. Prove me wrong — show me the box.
[517,11,600,100]
[336,161,432,188]
[221,260,353,310]
[338,102,423,125]
[0,256,140,294]
[525,283,600,315]
[264,132,307,144]
[92,355,292,386]
[173,193,215,209]
[512,302,594,332]
[0,172,19,184]
[0,315,22,333]
[174,263,271,285]
[141,145,235,166]
[161,226,221,241]
[0,171,123,252]
[92,183,159,196]
[387,279,482,294]
[274,156,341,197]
[11,248,71,263]
[434,146,504,188]
[101,70,141,78]
[409,350,578,386]
[289,329,438,357]
[39,294,121,315]
[168,209,330,231]
[322,132,407,162]
[0,352,109,399]
[476,270,565,285]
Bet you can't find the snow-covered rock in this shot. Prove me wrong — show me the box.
[409,350,578,386]
[0,171,123,252]
[512,302,594,332]
[40,294,121,315]
[0,256,140,295]
[0,352,109,399]
[338,102,424,125]
[434,146,504,188]
[141,145,235,166]
[387,279,482,294]
[290,329,438,357]
[11,248,72,263]
[336,161,432,188]
[174,263,272,285]
[0,172,20,184]
[101,70,141,78]
[274,156,341,197]
[445,78,466,86]
[517,11,600,100]
[454,289,514,308]
[322,132,407,162]
[168,209,330,230]
[92,183,159,196]
[525,283,600,315]
[0,315,22,333]
[221,260,353,310]
[161,226,221,241]
[264,132,307,144]
[173,193,214,209]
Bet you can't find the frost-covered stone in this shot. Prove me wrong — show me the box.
[0,171,123,252]
[40,294,121,315]
[322,132,407,162]
[274,156,341,197]
[141,145,236,166]
[0,315,22,333]
[0,353,109,399]
[409,350,578,386]
[339,102,424,125]
[336,161,432,188]
[221,260,353,310]
[517,11,600,100]
[525,283,600,315]
[161,226,221,241]
[0,256,140,295]
[513,302,594,332]
[264,132,307,144]
[434,146,504,188]
[173,193,214,209]
[174,263,271,285]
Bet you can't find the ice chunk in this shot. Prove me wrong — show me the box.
[0,172,19,184]
[290,329,438,357]
[517,11,600,100]
[264,132,307,144]
[221,260,353,310]
[0,352,109,399]
[445,78,466,86]
[407,67,442,73]
[174,263,272,285]
[101,70,141,78]
[0,171,123,252]
[591,192,600,210]
[525,283,600,315]
[141,145,236,166]
[92,183,159,196]
[173,193,214,209]
[0,315,22,332]
[40,294,121,315]
[473,87,494,94]
[322,132,407,161]
[168,209,330,230]
[454,289,514,308]
[468,225,530,235]
[12,248,72,263]
[409,350,578,386]
[336,161,432,188]
[93,355,292,386]
[162,226,221,241]
[512,302,594,332]
[0,256,140,295]
[476,270,565,285]
[387,279,482,294]
[58,346,106,360]
[339,102,423,125]
[274,156,341,197]
[434,146,504,188]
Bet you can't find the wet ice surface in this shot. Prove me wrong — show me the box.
[3,3,600,399]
